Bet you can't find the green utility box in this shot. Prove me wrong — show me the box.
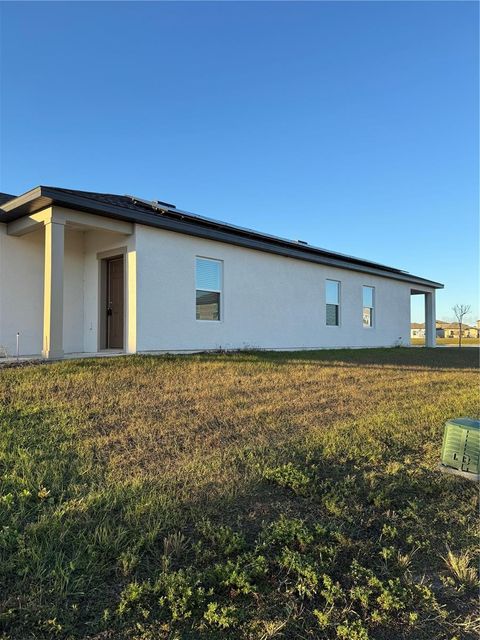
[441,418,480,476]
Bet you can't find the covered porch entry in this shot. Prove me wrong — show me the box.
[6,205,136,359]
[411,288,437,347]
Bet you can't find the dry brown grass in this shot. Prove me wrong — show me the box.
[411,337,480,346]
[0,348,478,639]
[4,349,477,502]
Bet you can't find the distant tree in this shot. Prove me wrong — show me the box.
[452,304,471,348]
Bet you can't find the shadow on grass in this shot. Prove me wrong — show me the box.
[188,347,479,371]
[8,347,477,376]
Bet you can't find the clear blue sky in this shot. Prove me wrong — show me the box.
[1,1,478,323]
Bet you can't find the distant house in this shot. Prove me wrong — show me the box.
[464,325,479,338]
[435,324,445,338]
[411,323,425,338]
[441,323,479,339]
[435,320,451,338]
[410,320,458,338]
[0,186,443,358]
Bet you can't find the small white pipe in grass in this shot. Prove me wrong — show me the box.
[16,332,19,362]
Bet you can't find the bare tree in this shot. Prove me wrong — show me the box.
[452,304,471,348]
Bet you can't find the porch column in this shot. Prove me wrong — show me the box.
[126,242,137,354]
[42,220,65,359]
[425,291,436,348]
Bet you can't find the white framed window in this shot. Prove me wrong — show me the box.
[195,257,222,321]
[326,279,340,326]
[363,286,374,327]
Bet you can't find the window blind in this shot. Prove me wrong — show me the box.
[196,258,221,291]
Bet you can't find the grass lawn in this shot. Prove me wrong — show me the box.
[411,337,480,346]
[0,349,478,640]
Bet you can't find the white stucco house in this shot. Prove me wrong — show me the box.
[0,186,442,359]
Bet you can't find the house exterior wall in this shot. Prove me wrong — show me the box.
[0,223,85,355]
[1,211,438,356]
[134,224,415,352]
[0,223,44,355]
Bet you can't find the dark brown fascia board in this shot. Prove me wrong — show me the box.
[1,186,444,289]
[0,186,54,222]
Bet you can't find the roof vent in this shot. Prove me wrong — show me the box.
[154,200,176,209]
[127,195,176,211]
[297,240,308,245]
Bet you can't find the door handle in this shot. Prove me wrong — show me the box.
[107,308,113,316]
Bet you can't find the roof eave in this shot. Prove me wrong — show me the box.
[0,186,50,218]
[0,186,444,290]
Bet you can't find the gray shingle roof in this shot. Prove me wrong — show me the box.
[0,185,444,289]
